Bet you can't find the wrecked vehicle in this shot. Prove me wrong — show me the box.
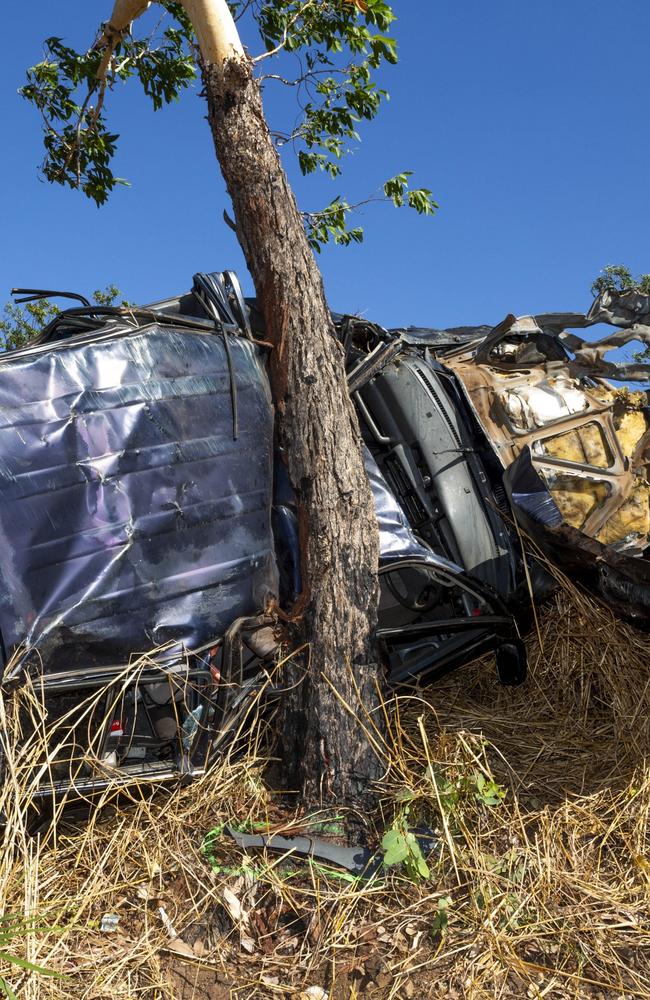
[432,295,650,622]
[340,288,650,625]
[0,273,647,802]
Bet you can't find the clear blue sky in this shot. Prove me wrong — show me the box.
[1,1,649,330]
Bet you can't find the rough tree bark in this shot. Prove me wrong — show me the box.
[104,0,387,820]
[203,56,385,818]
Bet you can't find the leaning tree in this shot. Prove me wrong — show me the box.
[22,0,435,823]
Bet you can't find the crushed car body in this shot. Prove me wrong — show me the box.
[0,273,647,801]
[428,291,650,621]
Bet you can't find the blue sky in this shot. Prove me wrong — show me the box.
[1,1,649,331]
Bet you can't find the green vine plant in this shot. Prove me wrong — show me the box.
[381,755,507,885]
[430,895,452,940]
[20,1,437,250]
[426,764,506,814]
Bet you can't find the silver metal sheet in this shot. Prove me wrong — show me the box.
[0,325,277,678]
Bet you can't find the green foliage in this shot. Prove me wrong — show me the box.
[430,895,452,939]
[473,770,507,807]
[21,0,435,247]
[590,265,650,362]
[381,802,431,883]
[91,283,125,306]
[305,172,437,251]
[591,264,650,298]
[305,197,364,251]
[21,26,195,205]
[426,764,506,815]
[0,299,60,351]
[384,172,437,215]
[0,286,126,351]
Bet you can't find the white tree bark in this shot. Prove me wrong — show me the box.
[104,0,244,65]
[106,0,151,33]
[181,0,244,64]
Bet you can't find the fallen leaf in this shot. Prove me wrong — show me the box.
[223,886,244,923]
[167,937,195,959]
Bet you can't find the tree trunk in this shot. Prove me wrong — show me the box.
[202,55,386,821]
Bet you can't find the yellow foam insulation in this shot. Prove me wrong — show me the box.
[597,478,650,547]
[477,366,650,547]
[592,387,649,460]
[545,475,609,531]
[539,389,650,546]
[540,423,612,468]
[613,408,648,459]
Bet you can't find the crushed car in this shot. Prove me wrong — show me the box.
[0,272,647,802]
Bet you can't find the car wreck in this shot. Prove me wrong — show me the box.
[0,273,648,801]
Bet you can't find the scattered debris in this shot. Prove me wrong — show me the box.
[302,988,329,1000]
[99,914,119,933]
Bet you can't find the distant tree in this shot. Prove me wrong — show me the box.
[591,264,650,298]
[591,265,650,362]
[0,298,60,351]
[0,285,125,351]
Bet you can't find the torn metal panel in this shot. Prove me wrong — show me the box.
[504,449,650,624]
[442,300,650,558]
[366,448,463,574]
[356,353,517,594]
[0,323,277,681]
[224,823,438,879]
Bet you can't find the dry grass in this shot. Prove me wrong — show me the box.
[0,580,648,999]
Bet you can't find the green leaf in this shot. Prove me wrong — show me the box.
[0,952,60,978]
[0,976,17,1000]
[430,895,452,938]
[415,854,430,879]
[381,828,409,866]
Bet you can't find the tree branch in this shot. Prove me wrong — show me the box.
[95,0,150,84]
[302,194,383,223]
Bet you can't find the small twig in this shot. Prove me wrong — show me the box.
[223,209,238,233]
[252,0,317,63]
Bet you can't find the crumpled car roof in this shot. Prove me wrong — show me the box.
[0,322,277,679]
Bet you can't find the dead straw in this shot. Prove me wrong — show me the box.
[0,581,648,998]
